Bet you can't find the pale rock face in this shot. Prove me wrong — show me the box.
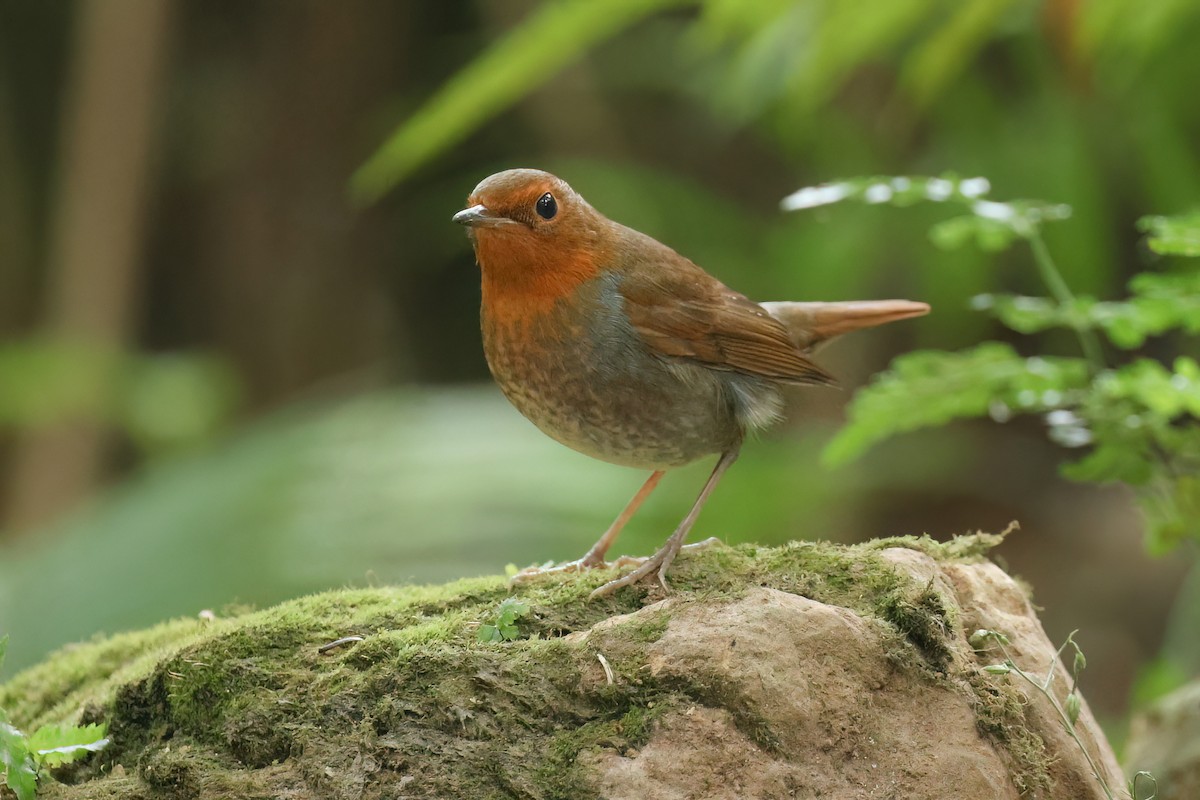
[933,553,1125,799]
[576,549,1123,800]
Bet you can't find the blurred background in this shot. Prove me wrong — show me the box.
[1,0,1197,747]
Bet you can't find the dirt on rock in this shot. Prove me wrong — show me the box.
[0,534,1124,799]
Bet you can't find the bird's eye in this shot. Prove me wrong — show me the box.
[535,192,557,220]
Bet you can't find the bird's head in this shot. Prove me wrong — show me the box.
[454,169,607,298]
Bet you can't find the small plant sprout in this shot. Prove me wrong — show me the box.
[0,636,110,800]
[477,598,531,643]
[1129,770,1158,800]
[784,176,1200,553]
[971,629,1147,800]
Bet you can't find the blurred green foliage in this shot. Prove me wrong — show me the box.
[360,0,1200,211]
[808,179,1200,553]
[823,340,1089,462]
[976,272,1200,348]
[1139,211,1200,257]
[0,341,238,454]
[352,0,690,201]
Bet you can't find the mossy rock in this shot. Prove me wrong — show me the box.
[1,534,1123,799]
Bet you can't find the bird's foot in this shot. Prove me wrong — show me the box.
[508,552,645,585]
[509,537,721,591]
[588,537,721,599]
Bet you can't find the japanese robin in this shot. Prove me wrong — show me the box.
[453,168,928,597]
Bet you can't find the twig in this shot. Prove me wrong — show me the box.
[318,636,364,654]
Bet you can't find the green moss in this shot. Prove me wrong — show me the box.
[0,618,216,729]
[615,610,671,645]
[968,670,1054,795]
[863,527,1013,561]
[531,704,661,799]
[2,534,1017,799]
[879,581,955,671]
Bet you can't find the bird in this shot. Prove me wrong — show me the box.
[453,168,929,597]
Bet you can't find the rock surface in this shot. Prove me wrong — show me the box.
[1126,679,1200,800]
[585,588,1016,799]
[0,534,1124,799]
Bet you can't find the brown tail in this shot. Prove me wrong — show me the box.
[759,300,930,352]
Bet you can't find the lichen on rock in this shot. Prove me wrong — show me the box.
[0,533,1123,799]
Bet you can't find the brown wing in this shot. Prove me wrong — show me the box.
[619,260,835,386]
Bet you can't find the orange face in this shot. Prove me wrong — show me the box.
[455,168,570,231]
[454,169,605,312]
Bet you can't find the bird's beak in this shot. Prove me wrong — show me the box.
[452,204,511,228]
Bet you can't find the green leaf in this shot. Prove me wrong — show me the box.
[1058,356,1200,553]
[899,0,1020,109]
[930,214,1022,252]
[783,174,989,211]
[27,723,109,768]
[477,598,531,643]
[1138,210,1200,257]
[824,343,1090,465]
[1129,770,1159,800]
[975,271,1200,348]
[1,722,37,800]
[1064,692,1082,728]
[0,634,7,672]
[1092,358,1200,418]
[970,293,1085,333]
[787,0,937,113]
[781,175,1070,250]
[1141,474,1200,555]
[1061,440,1156,485]
[1088,272,1200,348]
[351,0,692,203]
[495,598,530,641]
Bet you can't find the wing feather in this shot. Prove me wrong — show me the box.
[619,263,835,386]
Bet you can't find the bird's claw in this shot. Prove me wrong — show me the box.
[512,537,722,596]
[509,553,645,585]
[509,559,586,584]
[588,536,722,599]
[589,552,670,599]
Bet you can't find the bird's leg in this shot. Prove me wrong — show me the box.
[591,445,740,599]
[510,470,665,583]
[579,470,665,566]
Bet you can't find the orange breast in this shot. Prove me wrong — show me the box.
[476,232,602,324]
